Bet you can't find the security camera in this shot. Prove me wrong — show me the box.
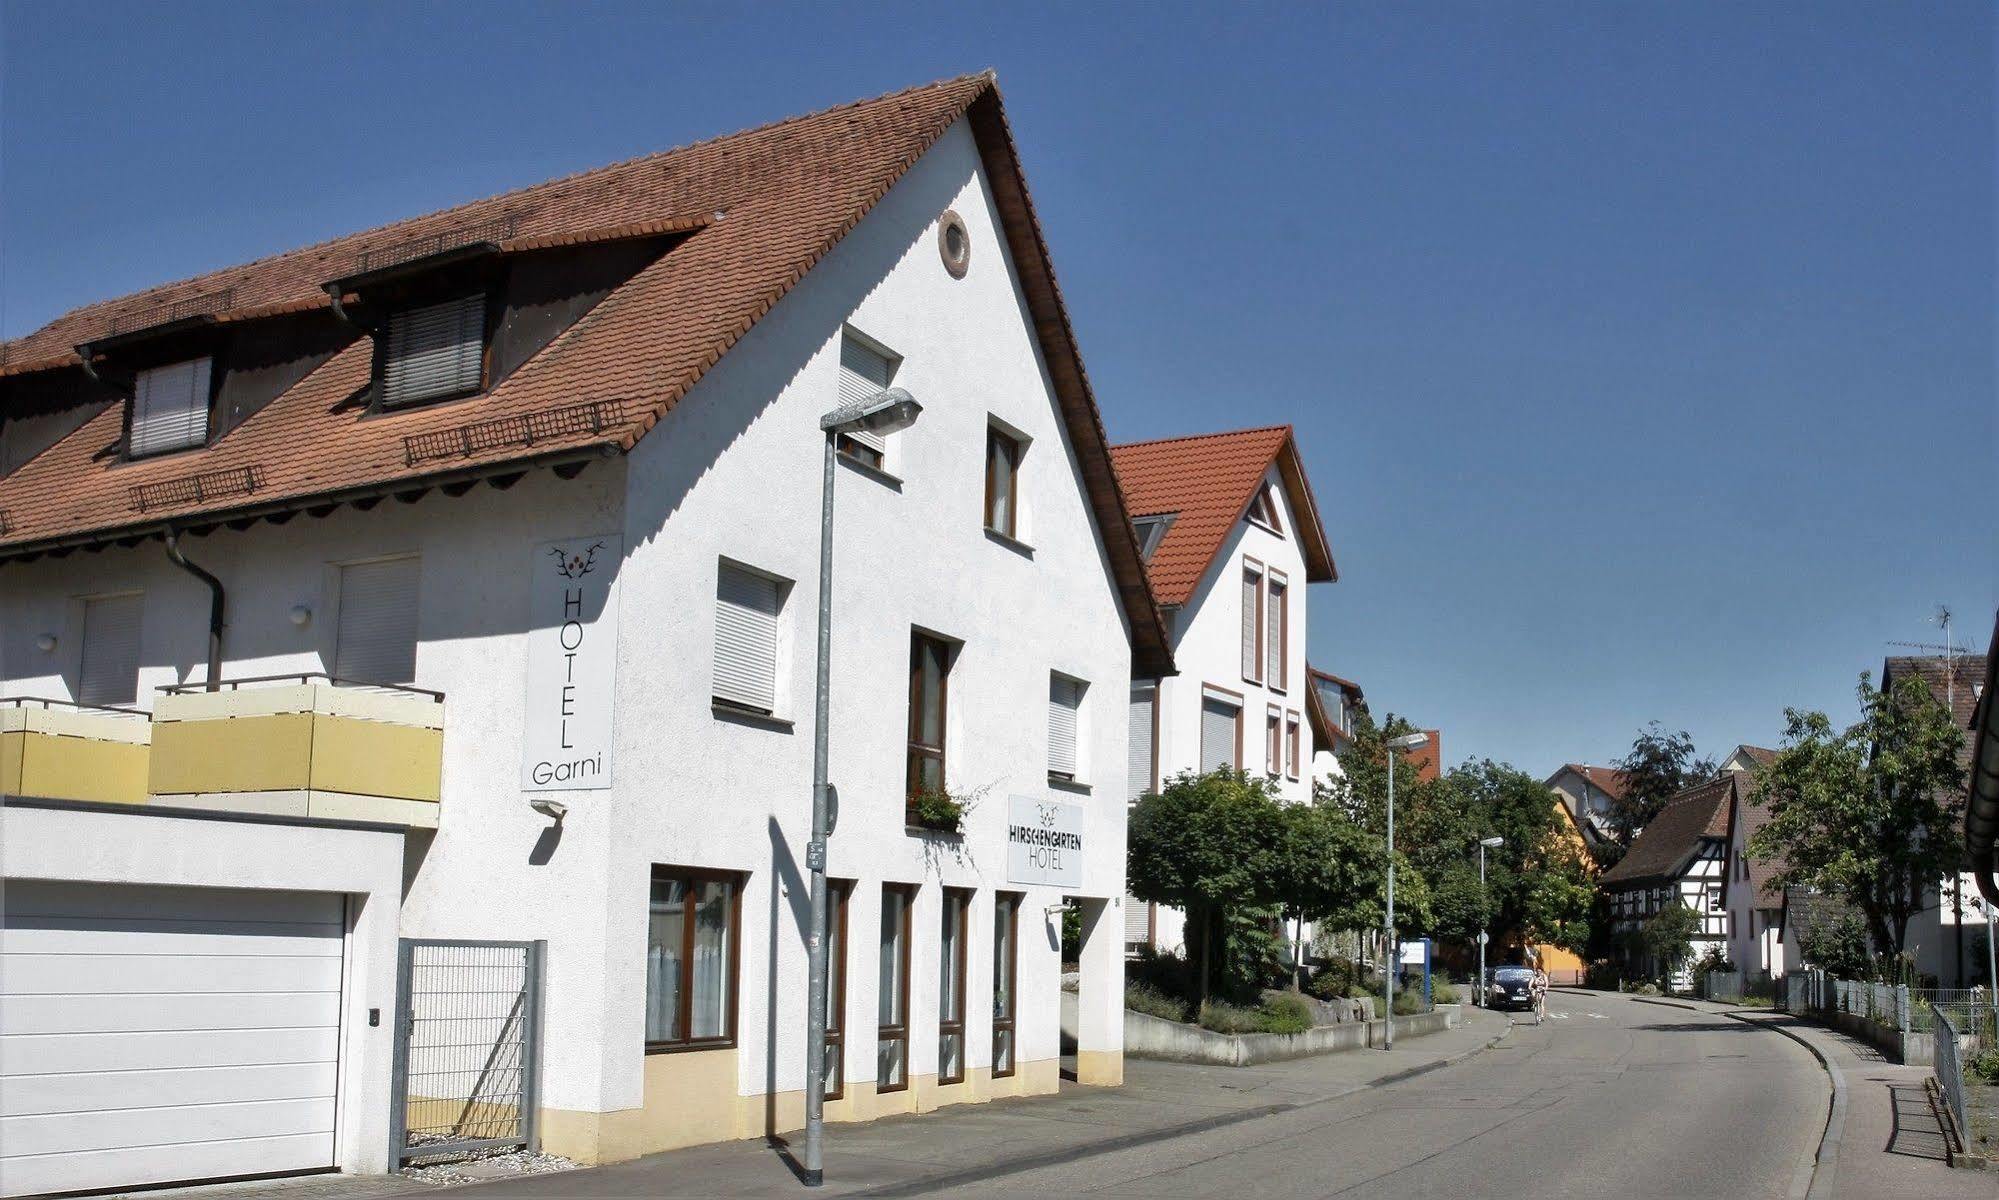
[529,797,568,821]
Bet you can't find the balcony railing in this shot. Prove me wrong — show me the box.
[1,696,152,805]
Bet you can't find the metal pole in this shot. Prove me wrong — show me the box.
[1384,755,1396,1050]
[1987,908,1998,1037]
[802,431,836,1186]
[1478,843,1487,1008]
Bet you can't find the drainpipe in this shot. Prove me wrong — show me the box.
[164,531,224,692]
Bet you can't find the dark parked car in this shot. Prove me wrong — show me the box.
[1486,965,1538,1011]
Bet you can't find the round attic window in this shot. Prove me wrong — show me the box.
[938,210,971,278]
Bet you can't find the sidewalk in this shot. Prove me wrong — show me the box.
[126,1007,1510,1200]
[1637,995,1991,1200]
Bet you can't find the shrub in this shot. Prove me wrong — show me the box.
[1125,983,1191,1023]
[1391,989,1429,1016]
[1128,947,1196,1001]
[1432,981,1460,1005]
[1968,1049,1999,1087]
[1198,999,1267,1034]
[1262,992,1314,1035]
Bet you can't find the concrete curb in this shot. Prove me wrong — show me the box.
[1625,994,1841,1200]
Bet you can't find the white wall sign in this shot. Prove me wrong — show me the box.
[1006,795,1084,889]
[522,534,621,791]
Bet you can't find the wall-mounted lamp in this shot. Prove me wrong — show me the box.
[34,634,56,653]
[529,796,568,821]
[289,605,313,628]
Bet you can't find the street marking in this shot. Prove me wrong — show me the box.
[1547,1012,1571,1019]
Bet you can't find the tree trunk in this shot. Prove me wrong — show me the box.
[1194,902,1211,1007]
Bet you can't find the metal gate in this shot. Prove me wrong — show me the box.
[389,939,546,1167]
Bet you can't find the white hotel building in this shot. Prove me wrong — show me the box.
[0,75,1173,1195]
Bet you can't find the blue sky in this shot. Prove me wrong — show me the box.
[3,2,1991,775]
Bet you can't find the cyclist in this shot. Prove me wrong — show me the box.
[1528,950,1550,1025]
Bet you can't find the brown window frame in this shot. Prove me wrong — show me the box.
[1241,560,1265,686]
[938,887,972,1086]
[1266,573,1288,692]
[877,882,918,1093]
[984,425,1022,538]
[1201,682,1246,771]
[1286,711,1302,779]
[1266,706,1283,775]
[370,289,501,413]
[992,892,1020,1079]
[1247,482,1283,534]
[644,865,745,1054]
[835,432,885,470]
[823,879,852,1100]
[906,632,952,821]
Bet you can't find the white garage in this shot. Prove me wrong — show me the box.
[0,799,403,1197]
[1,882,345,1195]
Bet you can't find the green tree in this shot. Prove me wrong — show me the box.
[1749,674,1967,959]
[1793,909,1873,980]
[1642,903,1701,985]
[1128,770,1315,1002]
[1609,722,1716,846]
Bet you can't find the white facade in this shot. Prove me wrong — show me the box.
[0,118,1136,1172]
[1128,470,1317,956]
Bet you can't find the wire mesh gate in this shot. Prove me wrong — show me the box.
[389,939,546,1167]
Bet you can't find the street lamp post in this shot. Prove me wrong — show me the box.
[1477,836,1504,1006]
[1382,731,1429,1050]
[802,388,921,1187]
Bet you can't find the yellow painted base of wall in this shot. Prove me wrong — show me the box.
[1075,1050,1124,1086]
[537,1053,1063,1167]
[0,729,150,805]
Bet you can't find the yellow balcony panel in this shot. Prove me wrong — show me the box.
[148,677,443,827]
[0,700,152,805]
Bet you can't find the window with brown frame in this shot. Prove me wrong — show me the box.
[1247,482,1282,533]
[984,426,1022,538]
[877,883,916,1092]
[1266,707,1283,775]
[938,888,971,1085]
[645,866,743,1052]
[1286,711,1302,779]
[906,632,951,819]
[992,892,1019,1078]
[822,880,852,1100]
[1266,574,1288,691]
[378,293,490,408]
[1240,562,1264,684]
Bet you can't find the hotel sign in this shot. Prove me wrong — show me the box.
[522,533,621,791]
[1006,795,1084,889]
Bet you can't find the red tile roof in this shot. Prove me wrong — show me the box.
[1599,773,1737,887]
[1108,425,1335,608]
[0,73,1173,674]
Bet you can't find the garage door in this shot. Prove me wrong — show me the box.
[1,881,345,1197]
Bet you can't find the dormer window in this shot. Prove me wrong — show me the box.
[1132,513,1175,562]
[129,357,212,457]
[1247,483,1282,534]
[379,293,487,408]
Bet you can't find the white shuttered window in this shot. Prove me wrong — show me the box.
[1240,564,1263,682]
[1123,896,1151,947]
[1048,675,1083,780]
[1200,694,1239,772]
[382,294,486,407]
[78,593,142,706]
[334,557,420,684]
[1128,683,1157,802]
[1267,575,1287,689]
[836,334,895,462]
[130,358,211,457]
[714,564,782,713]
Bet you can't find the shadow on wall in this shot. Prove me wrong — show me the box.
[765,816,812,1138]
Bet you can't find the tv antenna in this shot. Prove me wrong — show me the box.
[1886,606,1971,710]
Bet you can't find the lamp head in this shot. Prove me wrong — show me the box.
[1479,836,1505,848]
[1387,732,1429,751]
[820,388,922,437]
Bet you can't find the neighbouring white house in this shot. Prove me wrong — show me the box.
[0,74,1177,1196]
[1545,762,1628,852]
[1306,666,1366,783]
[1599,773,1737,990]
[1107,426,1336,957]
[1720,762,1791,982]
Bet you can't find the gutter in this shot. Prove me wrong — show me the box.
[164,532,223,692]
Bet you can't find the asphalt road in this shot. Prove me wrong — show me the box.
[970,990,1826,1199]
